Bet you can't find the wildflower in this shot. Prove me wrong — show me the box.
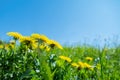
[31,33,49,43]
[31,33,41,39]
[48,40,63,49]
[78,62,85,69]
[20,36,34,45]
[83,62,93,70]
[84,63,92,68]
[59,56,72,63]
[20,36,37,49]
[78,62,93,70]
[71,63,79,68]
[7,32,22,40]
[85,57,93,61]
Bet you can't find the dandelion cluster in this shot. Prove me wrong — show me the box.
[59,55,94,70]
[0,32,63,51]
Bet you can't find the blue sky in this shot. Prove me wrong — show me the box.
[0,0,120,45]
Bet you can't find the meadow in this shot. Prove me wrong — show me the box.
[0,32,120,80]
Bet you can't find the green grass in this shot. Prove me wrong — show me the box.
[0,44,120,80]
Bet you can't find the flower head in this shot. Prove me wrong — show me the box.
[7,32,22,40]
[71,63,79,68]
[48,40,63,49]
[83,63,92,68]
[78,62,93,70]
[31,33,41,39]
[78,62,85,69]
[59,56,72,63]
[84,63,93,70]
[31,33,49,43]
[20,36,37,49]
[85,57,93,61]
[20,36,33,44]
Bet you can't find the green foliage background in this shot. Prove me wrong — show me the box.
[0,44,120,80]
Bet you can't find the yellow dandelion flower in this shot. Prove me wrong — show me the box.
[71,63,79,68]
[7,32,22,40]
[78,62,85,69]
[31,33,41,39]
[20,36,37,49]
[78,62,93,70]
[83,63,92,68]
[20,36,34,44]
[59,56,72,63]
[85,57,93,61]
[83,62,93,70]
[48,40,63,49]
[31,33,49,43]
[38,34,49,43]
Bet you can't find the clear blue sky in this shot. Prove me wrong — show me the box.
[0,0,120,45]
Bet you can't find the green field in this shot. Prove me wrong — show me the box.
[0,32,120,80]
